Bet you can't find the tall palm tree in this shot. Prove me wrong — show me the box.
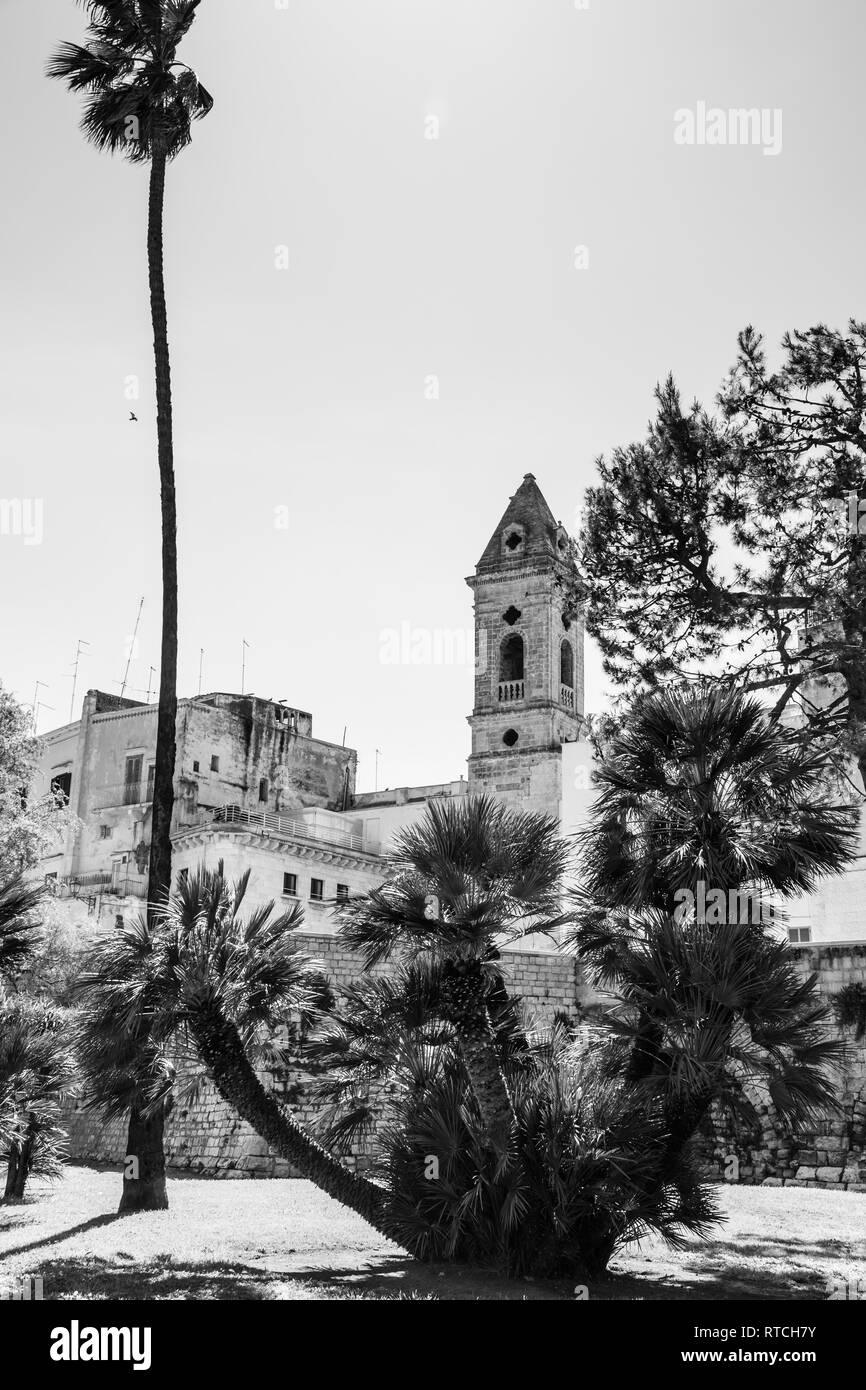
[569,685,858,1171]
[336,796,573,1155]
[48,1,212,1211]
[76,864,394,1237]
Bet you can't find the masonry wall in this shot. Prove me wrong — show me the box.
[61,939,866,1189]
[701,943,866,1192]
[61,936,590,1177]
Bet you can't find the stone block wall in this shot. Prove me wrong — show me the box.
[701,943,866,1192]
[61,935,589,1177]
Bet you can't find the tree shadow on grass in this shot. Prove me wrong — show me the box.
[21,1250,835,1302]
[0,1214,123,1265]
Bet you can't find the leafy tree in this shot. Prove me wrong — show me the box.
[335,796,572,1155]
[0,683,67,876]
[48,0,213,1211]
[76,864,394,1236]
[579,321,866,794]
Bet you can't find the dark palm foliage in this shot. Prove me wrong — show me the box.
[47,1,212,163]
[48,1,213,1210]
[309,988,720,1279]
[336,795,573,1153]
[76,863,393,1236]
[0,876,44,982]
[568,685,858,1179]
[577,685,857,915]
[0,999,76,1202]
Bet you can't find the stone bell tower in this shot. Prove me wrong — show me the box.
[466,474,585,816]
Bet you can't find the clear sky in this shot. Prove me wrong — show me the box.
[2,0,865,790]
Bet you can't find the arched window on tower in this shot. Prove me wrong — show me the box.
[560,638,575,709]
[499,634,524,701]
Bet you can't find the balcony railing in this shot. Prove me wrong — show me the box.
[560,684,574,709]
[498,680,525,702]
[47,870,148,900]
[92,781,154,810]
[211,804,371,853]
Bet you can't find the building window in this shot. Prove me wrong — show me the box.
[788,927,811,944]
[51,770,72,803]
[503,525,524,554]
[336,883,349,901]
[499,633,524,682]
[282,873,298,897]
[259,779,269,803]
[560,638,574,690]
[193,760,200,773]
[99,825,112,840]
[502,729,519,747]
[146,763,155,802]
[210,755,219,773]
[123,755,143,805]
[310,878,324,901]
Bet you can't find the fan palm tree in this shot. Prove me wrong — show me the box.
[0,1000,76,1203]
[577,684,856,915]
[308,976,720,1278]
[0,875,44,982]
[569,685,858,1171]
[336,795,573,1155]
[48,0,213,1211]
[76,864,394,1236]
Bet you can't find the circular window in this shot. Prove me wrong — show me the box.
[502,729,519,747]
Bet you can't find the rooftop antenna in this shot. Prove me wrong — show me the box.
[241,638,249,695]
[67,638,90,721]
[34,697,54,732]
[375,747,381,792]
[31,680,47,714]
[198,648,204,697]
[146,666,157,703]
[120,596,144,698]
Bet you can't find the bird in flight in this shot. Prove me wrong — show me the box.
[129,411,138,422]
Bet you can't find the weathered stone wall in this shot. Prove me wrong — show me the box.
[62,938,866,1188]
[701,943,866,1192]
[61,935,590,1177]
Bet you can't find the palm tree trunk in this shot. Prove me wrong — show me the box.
[439,960,515,1153]
[3,1122,34,1203]
[118,1102,169,1214]
[190,1003,397,1242]
[144,146,178,917]
[122,147,177,1213]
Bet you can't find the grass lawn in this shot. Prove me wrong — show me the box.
[0,1164,863,1300]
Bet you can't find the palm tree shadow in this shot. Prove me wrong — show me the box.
[0,1213,123,1264]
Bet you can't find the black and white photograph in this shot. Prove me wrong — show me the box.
[1,0,864,1363]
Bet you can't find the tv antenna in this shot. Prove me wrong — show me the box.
[67,638,90,721]
[120,597,144,698]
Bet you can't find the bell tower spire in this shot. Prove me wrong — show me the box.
[466,474,584,815]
